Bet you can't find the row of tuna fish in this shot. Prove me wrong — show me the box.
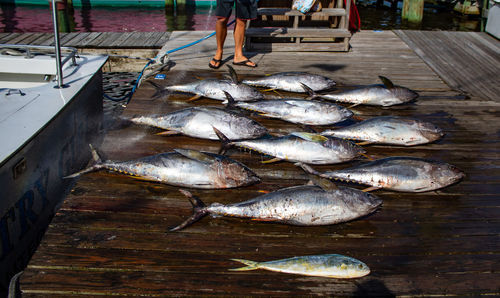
[150,65,418,107]
[67,68,464,279]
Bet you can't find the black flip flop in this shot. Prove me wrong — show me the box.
[232,59,257,68]
[209,58,222,69]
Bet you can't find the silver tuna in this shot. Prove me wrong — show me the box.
[65,145,260,189]
[214,128,365,165]
[149,65,264,102]
[241,72,336,93]
[321,116,444,146]
[171,181,382,231]
[230,254,370,278]
[298,156,465,192]
[313,76,418,106]
[131,106,267,140]
[233,97,353,125]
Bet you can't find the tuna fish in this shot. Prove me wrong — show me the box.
[298,156,465,192]
[226,89,353,126]
[170,179,382,231]
[214,128,365,165]
[130,106,267,140]
[321,116,444,146]
[241,72,336,93]
[149,65,264,102]
[230,254,370,278]
[65,145,260,189]
[311,76,418,106]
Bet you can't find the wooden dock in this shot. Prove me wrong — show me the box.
[15,30,500,296]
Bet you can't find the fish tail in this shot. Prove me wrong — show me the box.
[148,80,169,99]
[64,144,104,178]
[212,126,232,155]
[169,190,209,232]
[229,259,260,271]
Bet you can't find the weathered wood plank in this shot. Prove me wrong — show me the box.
[395,30,500,102]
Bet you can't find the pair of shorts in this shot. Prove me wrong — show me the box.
[215,0,258,20]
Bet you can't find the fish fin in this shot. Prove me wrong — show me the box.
[299,124,317,134]
[362,186,381,192]
[304,171,338,191]
[187,94,202,102]
[223,91,236,109]
[64,144,104,178]
[356,141,374,146]
[212,126,232,155]
[383,125,396,130]
[300,83,317,99]
[169,190,209,232]
[148,80,169,99]
[194,76,204,80]
[261,157,282,164]
[229,259,259,271]
[351,115,365,121]
[156,130,181,136]
[251,217,278,222]
[271,89,283,97]
[348,103,361,108]
[261,88,275,92]
[379,76,394,89]
[295,162,320,176]
[226,65,239,84]
[174,149,215,164]
[295,163,337,189]
[291,132,328,143]
[360,153,375,161]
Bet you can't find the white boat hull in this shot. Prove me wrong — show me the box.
[0,48,107,294]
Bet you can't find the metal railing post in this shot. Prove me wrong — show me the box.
[51,0,65,88]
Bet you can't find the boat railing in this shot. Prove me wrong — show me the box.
[0,44,78,69]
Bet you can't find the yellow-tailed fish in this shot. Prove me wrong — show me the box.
[230,254,370,278]
[310,76,418,106]
[170,178,381,231]
[298,156,465,192]
[214,127,365,165]
[241,72,336,93]
[321,116,444,146]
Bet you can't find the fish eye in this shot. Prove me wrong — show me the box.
[358,264,363,269]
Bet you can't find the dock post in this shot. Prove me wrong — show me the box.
[402,0,424,23]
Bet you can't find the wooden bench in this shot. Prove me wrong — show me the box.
[245,4,352,52]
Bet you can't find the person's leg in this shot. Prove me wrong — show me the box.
[232,18,255,66]
[210,17,229,68]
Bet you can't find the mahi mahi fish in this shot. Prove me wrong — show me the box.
[170,179,382,231]
[311,76,418,106]
[226,90,353,126]
[321,116,444,146]
[230,254,370,278]
[149,65,264,102]
[241,72,336,93]
[214,128,365,165]
[130,106,267,140]
[65,145,260,189]
[298,156,465,192]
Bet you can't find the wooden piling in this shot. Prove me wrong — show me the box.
[402,0,424,23]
